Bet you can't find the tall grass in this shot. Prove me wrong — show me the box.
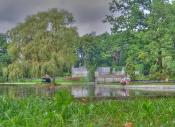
[0,91,175,127]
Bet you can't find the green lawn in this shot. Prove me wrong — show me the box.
[1,77,89,85]
[0,90,175,127]
[1,77,175,86]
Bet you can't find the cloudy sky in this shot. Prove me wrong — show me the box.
[0,0,112,36]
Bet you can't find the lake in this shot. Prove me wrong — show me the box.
[0,84,175,99]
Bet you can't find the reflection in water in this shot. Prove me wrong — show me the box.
[0,85,56,97]
[71,86,129,98]
[0,84,175,98]
[71,86,89,97]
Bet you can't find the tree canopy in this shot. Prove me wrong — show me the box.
[105,0,175,80]
[6,9,78,80]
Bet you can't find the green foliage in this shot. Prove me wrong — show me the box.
[1,95,175,126]
[75,33,121,81]
[113,66,123,71]
[126,58,136,80]
[7,9,78,80]
[105,0,175,80]
[0,35,11,82]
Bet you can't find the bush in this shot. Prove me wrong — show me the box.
[113,66,123,71]
[149,72,167,80]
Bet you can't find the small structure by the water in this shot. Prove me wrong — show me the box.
[95,67,130,83]
[96,67,110,75]
[72,66,88,77]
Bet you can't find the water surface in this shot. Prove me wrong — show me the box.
[0,84,175,99]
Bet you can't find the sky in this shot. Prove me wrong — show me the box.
[0,0,112,36]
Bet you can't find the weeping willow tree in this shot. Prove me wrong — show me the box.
[6,9,78,80]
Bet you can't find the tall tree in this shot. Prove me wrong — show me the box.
[7,9,78,80]
[105,0,151,32]
[105,0,175,80]
[140,0,175,79]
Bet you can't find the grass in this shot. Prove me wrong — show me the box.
[1,77,90,86]
[55,77,90,85]
[1,76,175,86]
[0,90,175,127]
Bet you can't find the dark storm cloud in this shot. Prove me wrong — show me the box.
[0,0,111,35]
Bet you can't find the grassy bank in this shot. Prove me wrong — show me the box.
[0,91,175,127]
[1,77,175,86]
[1,77,89,86]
